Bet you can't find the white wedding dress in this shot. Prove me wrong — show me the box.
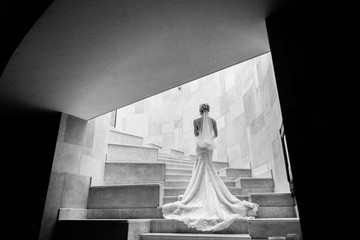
[161,111,259,232]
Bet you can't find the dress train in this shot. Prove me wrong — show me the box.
[161,144,259,232]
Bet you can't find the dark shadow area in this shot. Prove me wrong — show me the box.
[55,220,129,240]
[266,1,354,239]
[0,110,61,240]
[1,2,59,238]
[0,0,55,77]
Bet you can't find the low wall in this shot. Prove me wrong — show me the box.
[39,113,110,240]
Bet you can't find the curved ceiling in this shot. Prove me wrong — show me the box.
[0,0,287,120]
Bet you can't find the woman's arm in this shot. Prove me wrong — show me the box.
[213,119,218,138]
[193,119,199,137]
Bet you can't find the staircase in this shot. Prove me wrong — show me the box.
[57,127,302,240]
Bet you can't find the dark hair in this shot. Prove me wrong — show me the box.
[199,103,210,113]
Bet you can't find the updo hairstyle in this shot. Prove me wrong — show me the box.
[199,103,210,114]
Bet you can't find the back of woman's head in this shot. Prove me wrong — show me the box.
[199,103,210,114]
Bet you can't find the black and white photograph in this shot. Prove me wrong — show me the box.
[0,1,354,240]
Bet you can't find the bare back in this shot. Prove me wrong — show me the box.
[193,117,218,137]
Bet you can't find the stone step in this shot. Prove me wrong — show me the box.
[165,187,274,196]
[248,218,301,239]
[158,158,195,166]
[140,233,251,240]
[87,208,163,219]
[161,161,229,171]
[239,187,274,195]
[164,187,245,196]
[59,208,87,220]
[178,154,197,161]
[149,219,301,238]
[107,144,158,162]
[59,208,163,220]
[158,157,194,166]
[165,174,238,181]
[145,142,163,149]
[249,193,294,206]
[162,194,294,217]
[158,156,193,162]
[252,169,273,179]
[164,163,194,170]
[150,219,249,234]
[212,162,229,170]
[104,162,166,182]
[59,204,296,220]
[108,127,143,146]
[163,195,249,204]
[166,168,193,175]
[218,168,252,178]
[158,149,185,156]
[160,152,227,168]
[170,149,185,156]
[257,206,296,218]
[235,178,274,188]
[88,184,163,209]
[93,180,165,186]
[158,149,179,155]
[164,180,235,188]
[158,153,193,161]
[165,174,193,181]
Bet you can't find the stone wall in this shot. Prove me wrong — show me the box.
[115,52,289,192]
[39,113,110,240]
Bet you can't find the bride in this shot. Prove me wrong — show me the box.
[161,103,259,232]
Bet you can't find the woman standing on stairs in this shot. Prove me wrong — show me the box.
[161,103,259,232]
